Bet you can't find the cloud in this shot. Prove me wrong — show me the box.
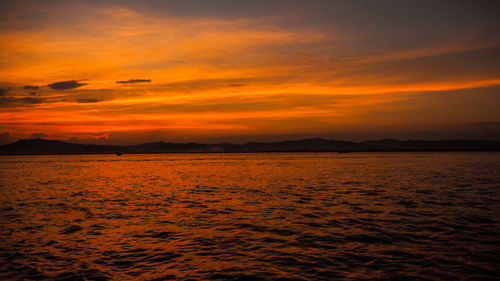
[154,78,258,92]
[29,92,37,95]
[0,88,8,96]
[76,98,101,103]
[467,122,500,128]
[23,85,39,90]
[19,97,44,104]
[0,97,17,106]
[0,97,45,107]
[30,133,48,139]
[116,79,152,84]
[98,134,109,141]
[47,80,86,90]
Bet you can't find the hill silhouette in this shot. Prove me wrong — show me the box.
[1,138,500,155]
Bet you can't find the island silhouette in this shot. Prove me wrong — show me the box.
[1,138,499,155]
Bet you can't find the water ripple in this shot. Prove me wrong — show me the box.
[1,152,499,280]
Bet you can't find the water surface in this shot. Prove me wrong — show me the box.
[1,153,499,280]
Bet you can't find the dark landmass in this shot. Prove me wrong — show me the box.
[1,138,500,155]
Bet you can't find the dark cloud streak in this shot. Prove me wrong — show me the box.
[116,79,152,84]
[20,97,43,103]
[468,122,500,128]
[47,80,86,90]
[76,98,101,103]
[0,97,45,107]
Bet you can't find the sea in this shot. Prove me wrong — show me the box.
[0,152,499,281]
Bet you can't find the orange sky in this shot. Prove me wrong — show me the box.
[1,1,499,144]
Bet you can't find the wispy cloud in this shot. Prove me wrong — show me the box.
[76,98,101,103]
[116,79,151,84]
[467,122,500,128]
[0,97,45,107]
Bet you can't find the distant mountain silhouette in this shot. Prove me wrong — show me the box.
[0,138,499,155]
[0,139,124,155]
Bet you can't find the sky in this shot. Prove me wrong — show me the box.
[0,0,499,145]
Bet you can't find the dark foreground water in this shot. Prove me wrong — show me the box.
[0,153,499,281]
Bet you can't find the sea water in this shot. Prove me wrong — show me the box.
[1,152,499,280]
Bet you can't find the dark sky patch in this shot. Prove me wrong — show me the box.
[24,85,39,90]
[116,79,152,84]
[0,97,16,106]
[467,122,500,128]
[30,133,48,139]
[0,88,8,96]
[0,131,10,144]
[47,80,86,90]
[76,98,101,103]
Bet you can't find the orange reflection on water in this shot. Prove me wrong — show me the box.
[1,153,500,280]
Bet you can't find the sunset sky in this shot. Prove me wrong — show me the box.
[1,0,499,144]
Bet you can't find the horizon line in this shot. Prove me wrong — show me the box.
[4,137,500,147]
